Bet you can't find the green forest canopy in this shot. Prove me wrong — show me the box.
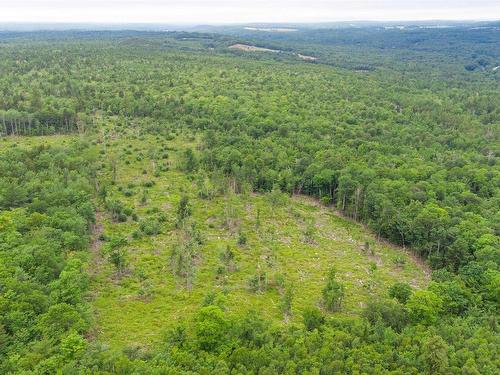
[0,25,498,374]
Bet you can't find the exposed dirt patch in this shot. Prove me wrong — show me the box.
[85,210,105,342]
[89,210,105,277]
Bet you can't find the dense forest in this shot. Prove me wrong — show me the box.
[0,24,499,374]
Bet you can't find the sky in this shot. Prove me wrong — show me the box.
[0,0,499,24]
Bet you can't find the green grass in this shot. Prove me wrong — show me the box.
[88,129,429,349]
[0,134,77,151]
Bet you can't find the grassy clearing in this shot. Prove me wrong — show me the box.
[88,130,429,349]
[1,133,428,349]
[1,133,429,349]
[0,134,77,152]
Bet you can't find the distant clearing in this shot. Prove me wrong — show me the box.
[229,44,318,62]
[229,43,281,53]
[77,132,430,349]
[298,54,317,61]
[244,27,298,32]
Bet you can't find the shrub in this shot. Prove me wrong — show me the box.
[140,218,161,236]
[322,268,345,312]
[219,245,237,272]
[194,306,228,351]
[388,282,413,304]
[237,231,247,246]
[407,290,443,325]
[248,269,268,293]
[302,307,325,331]
[363,299,408,332]
[176,196,192,227]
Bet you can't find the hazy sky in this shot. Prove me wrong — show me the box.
[0,0,499,24]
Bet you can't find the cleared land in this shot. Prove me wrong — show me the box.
[229,44,281,53]
[244,27,298,32]
[298,54,318,61]
[227,44,317,62]
[1,133,429,350]
[87,130,428,349]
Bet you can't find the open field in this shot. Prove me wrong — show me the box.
[1,133,430,352]
[75,131,431,349]
[228,43,281,53]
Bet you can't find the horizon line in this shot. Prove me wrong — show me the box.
[0,18,499,26]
